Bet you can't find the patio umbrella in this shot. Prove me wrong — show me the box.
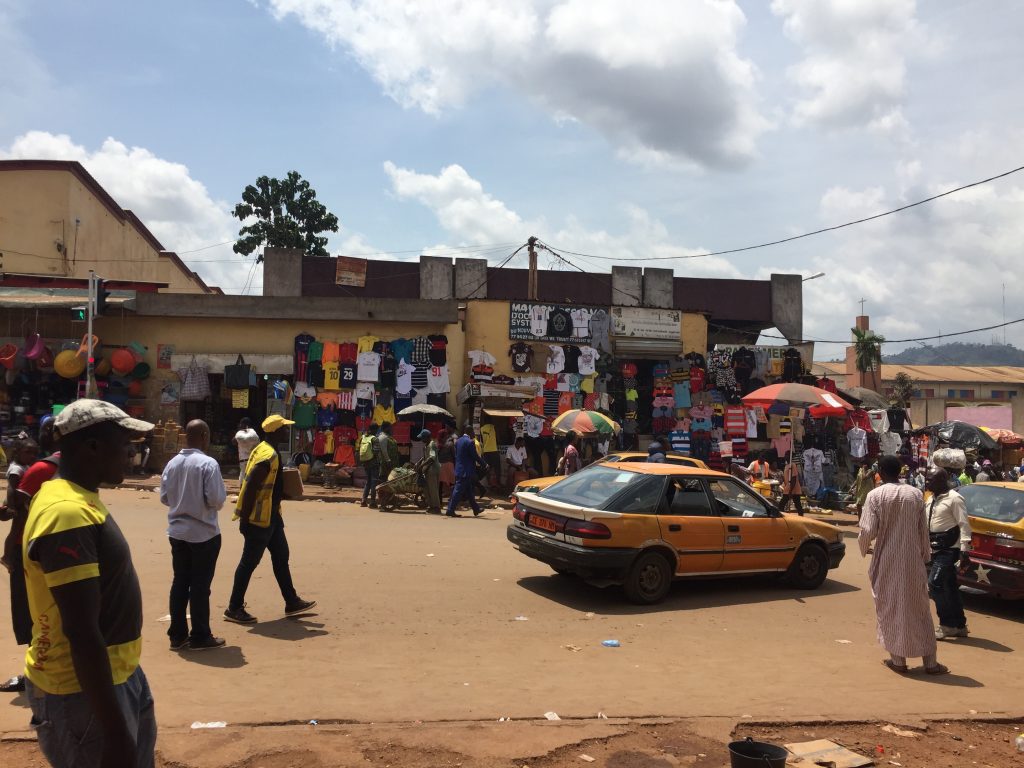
[742,383,853,418]
[837,385,890,410]
[980,427,1024,446]
[397,403,454,419]
[916,420,998,452]
[550,409,620,435]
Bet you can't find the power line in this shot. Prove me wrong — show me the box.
[710,317,1024,346]
[177,239,520,258]
[541,163,1024,263]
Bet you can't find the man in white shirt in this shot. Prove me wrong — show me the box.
[925,468,972,640]
[160,420,227,651]
[232,417,259,482]
[505,437,536,482]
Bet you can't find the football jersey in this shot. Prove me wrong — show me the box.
[530,305,547,337]
[356,351,380,382]
[339,364,357,389]
[395,358,413,394]
[322,362,341,390]
[427,365,450,394]
[508,342,533,372]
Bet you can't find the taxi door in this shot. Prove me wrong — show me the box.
[706,477,795,572]
[657,476,725,574]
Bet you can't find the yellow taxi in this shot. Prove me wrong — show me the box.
[957,482,1024,599]
[507,462,845,604]
[511,451,709,500]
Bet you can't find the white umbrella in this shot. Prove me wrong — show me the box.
[397,404,454,419]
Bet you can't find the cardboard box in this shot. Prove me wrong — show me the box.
[281,467,304,500]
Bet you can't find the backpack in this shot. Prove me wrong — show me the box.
[358,435,374,463]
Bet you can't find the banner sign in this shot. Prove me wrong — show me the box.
[611,306,681,339]
[509,302,603,343]
[335,256,368,287]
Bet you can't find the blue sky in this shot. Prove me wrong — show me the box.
[2,0,1023,352]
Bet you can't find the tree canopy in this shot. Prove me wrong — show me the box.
[851,327,885,373]
[232,171,339,261]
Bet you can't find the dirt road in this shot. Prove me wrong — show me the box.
[1,489,1021,765]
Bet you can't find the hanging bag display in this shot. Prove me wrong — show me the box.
[178,355,211,401]
[224,354,252,390]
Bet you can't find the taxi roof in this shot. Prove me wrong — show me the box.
[970,481,1024,492]
[600,461,730,478]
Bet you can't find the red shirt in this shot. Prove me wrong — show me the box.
[17,455,60,498]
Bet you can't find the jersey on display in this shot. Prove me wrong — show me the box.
[509,342,534,372]
[357,351,380,382]
[546,307,573,338]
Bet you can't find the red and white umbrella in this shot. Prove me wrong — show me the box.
[742,383,853,418]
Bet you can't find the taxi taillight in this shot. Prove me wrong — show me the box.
[565,518,611,540]
[513,503,528,522]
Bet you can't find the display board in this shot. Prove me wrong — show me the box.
[509,301,603,343]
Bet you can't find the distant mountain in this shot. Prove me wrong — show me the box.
[883,342,1024,366]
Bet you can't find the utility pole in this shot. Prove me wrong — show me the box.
[527,235,538,301]
[86,270,97,398]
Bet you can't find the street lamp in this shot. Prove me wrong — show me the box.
[803,271,825,282]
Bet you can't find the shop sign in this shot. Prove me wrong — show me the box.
[335,256,368,287]
[713,342,815,372]
[509,302,603,343]
[610,306,680,340]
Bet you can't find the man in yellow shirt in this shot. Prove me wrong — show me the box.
[21,399,156,768]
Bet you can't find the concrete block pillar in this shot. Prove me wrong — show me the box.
[262,247,303,297]
[643,268,673,308]
[612,266,642,306]
[419,256,454,300]
[455,257,488,299]
[770,273,803,344]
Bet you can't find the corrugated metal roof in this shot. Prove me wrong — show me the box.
[812,361,1024,384]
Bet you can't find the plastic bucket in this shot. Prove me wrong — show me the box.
[728,737,788,768]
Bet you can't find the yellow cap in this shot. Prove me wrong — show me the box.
[262,414,295,433]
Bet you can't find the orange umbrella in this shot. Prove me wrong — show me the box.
[742,383,853,418]
[980,427,1024,446]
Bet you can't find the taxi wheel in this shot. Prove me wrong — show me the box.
[623,551,673,605]
[786,544,828,589]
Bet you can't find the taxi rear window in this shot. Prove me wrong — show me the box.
[540,466,648,508]
[960,484,1024,524]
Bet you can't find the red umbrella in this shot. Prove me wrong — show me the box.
[742,383,854,418]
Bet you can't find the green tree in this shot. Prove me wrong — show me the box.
[232,172,339,261]
[851,327,885,373]
[890,371,916,407]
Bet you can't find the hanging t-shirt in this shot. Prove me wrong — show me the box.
[546,307,574,338]
[480,424,498,454]
[357,351,381,382]
[322,341,340,363]
[395,358,413,394]
[357,335,381,354]
[412,336,431,365]
[316,392,340,408]
[307,341,324,363]
[546,345,565,374]
[337,391,355,411]
[576,346,597,376]
[847,427,868,458]
[390,338,414,366]
[292,399,317,429]
[339,363,357,389]
[589,309,612,352]
[372,405,396,425]
[355,382,376,403]
[427,364,450,394]
[339,342,358,364]
[380,351,397,389]
[467,350,496,382]
[509,342,533,372]
[563,345,582,374]
[558,392,574,413]
[322,362,341,391]
[673,382,692,408]
[524,414,544,438]
[427,334,448,366]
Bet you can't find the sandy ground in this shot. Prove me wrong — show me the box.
[1,488,1022,765]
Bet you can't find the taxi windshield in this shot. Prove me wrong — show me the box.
[539,465,648,508]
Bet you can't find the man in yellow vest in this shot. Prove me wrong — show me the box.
[224,415,316,624]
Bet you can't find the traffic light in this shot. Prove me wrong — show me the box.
[70,306,87,322]
[94,278,111,316]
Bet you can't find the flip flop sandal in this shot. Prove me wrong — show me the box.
[882,659,908,674]
[925,664,950,675]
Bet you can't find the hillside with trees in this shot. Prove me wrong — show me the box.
[884,342,1024,366]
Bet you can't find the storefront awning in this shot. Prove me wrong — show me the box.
[483,407,525,418]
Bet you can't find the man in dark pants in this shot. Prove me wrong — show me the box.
[225,415,316,624]
[445,424,488,518]
[159,420,227,650]
[22,399,157,767]
[925,468,972,640]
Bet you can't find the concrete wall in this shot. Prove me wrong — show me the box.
[455,258,488,299]
[612,266,642,306]
[420,256,453,300]
[643,268,674,309]
[262,248,303,297]
[770,273,803,344]
[0,167,209,293]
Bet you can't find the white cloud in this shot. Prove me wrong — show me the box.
[383,161,741,281]
[0,0,58,130]
[267,0,768,168]
[0,131,250,292]
[771,0,932,134]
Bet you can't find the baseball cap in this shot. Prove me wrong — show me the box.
[418,429,432,441]
[262,414,295,433]
[54,399,154,438]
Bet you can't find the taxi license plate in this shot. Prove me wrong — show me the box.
[529,514,558,533]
